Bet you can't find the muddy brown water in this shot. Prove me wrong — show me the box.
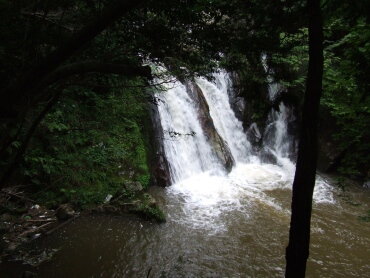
[1,165,370,277]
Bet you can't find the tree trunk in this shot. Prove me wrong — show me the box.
[285,0,323,277]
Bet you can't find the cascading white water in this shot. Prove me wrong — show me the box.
[157,81,224,183]
[262,55,297,164]
[264,102,294,160]
[156,72,334,232]
[196,73,252,163]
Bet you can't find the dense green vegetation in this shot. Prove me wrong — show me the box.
[23,79,152,208]
[271,2,370,178]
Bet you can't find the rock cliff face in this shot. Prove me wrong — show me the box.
[148,102,171,187]
[186,82,235,171]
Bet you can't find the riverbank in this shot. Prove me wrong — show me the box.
[0,184,165,266]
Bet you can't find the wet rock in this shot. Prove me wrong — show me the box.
[230,96,246,122]
[271,88,300,110]
[247,122,262,143]
[187,82,235,171]
[92,193,165,222]
[145,194,157,209]
[363,182,370,189]
[55,204,75,220]
[149,99,171,187]
[152,154,171,187]
[260,147,277,164]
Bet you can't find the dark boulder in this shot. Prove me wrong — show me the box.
[148,100,171,187]
[152,154,171,187]
[55,204,75,220]
[260,147,278,165]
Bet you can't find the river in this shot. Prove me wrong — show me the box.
[4,165,370,277]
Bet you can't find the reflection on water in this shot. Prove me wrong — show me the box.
[2,162,370,277]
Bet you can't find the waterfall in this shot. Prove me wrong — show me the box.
[156,81,223,183]
[263,101,296,160]
[196,73,252,163]
[261,56,298,165]
[156,73,252,184]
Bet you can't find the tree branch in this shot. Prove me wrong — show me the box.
[1,0,149,117]
[37,61,151,92]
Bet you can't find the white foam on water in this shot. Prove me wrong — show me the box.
[167,161,335,233]
[314,176,336,204]
[157,72,335,233]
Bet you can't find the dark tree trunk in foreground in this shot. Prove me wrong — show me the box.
[285,0,323,277]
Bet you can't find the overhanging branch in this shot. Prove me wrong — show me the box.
[38,61,152,90]
[1,0,149,117]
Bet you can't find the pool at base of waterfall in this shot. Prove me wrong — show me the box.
[2,161,370,278]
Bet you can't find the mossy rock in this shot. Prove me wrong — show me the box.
[92,192,166,222]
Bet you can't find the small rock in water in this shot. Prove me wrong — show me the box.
[55,204,75,220]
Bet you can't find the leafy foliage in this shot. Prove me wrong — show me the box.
[320,12,370,177]
[269,3,370,178]
[20,77,152,208]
